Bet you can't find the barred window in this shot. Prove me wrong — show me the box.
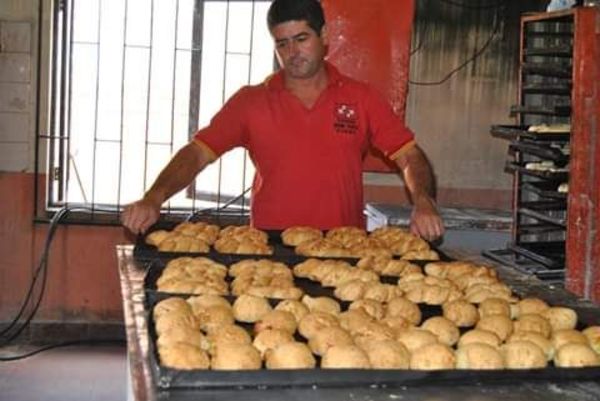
[41,0,274,221]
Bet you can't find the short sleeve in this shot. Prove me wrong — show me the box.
[193,87,252,158]
[365,86,415,159]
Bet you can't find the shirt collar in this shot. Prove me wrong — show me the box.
[264,61,344,91]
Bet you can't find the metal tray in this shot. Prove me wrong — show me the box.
[522,181,568,200]
[505,162,569,182]
[509,241,565,269]
[143,284,600,390]
[133,222,448,264]
[490,125,570,142]
[509,141,569,166]
[509,105,571,117]
[521,62,572,78]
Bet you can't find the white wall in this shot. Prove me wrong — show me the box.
[0,0,38,173]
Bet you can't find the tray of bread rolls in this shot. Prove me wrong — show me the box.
[134,223,447,263]
[140,247,600,389]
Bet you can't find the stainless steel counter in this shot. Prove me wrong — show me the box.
[117,245,600,401]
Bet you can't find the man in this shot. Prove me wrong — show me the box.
[122,0,444,241]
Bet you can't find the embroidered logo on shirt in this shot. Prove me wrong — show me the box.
[333,103,359,134]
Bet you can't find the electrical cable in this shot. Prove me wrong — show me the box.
[0,207,70,342]
[0,339,126,362]
[408,4,503,86]
[186,186,252,221]
[0,206,116,348]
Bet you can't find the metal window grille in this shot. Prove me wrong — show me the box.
[38,0,274,223]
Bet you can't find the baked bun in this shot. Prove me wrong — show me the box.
[206,324,251,354]
[308,326,354,356]
[458,329,501,349]
[478,297,511,318]
[298,312,340,340]
[501,341,547,369]
[442,299,479,328]
[252,329,294,358]
[211,344,262,370]
[232,294,273,323]
[542,307,578,331]
[513,314,552,338]
[455,343,504,370]
[281,226,323,246]
[551,329,589,350]
[476,315,513,342]
[362,340,410,369]
[553,343,600,367]
[582,326,600,354]
[254,310,297,334]
[421,316,460,347]
[507,331,554,361]
[274,299,310,323]
[513,297,549,318]
[410,343,456,370]
[396,328,438,353]
[158,343,210,370]
[265,342,316,369]
[321,345,371,369]
[386,297,422,325]
[301,295,341,316]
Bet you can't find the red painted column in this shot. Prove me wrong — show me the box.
[566,7,600,302]
[322,0,415,171]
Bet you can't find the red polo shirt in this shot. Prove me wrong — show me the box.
[194,62,415,230]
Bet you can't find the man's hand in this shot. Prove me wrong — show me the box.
[121,196,161,235]
[410,195,444,242]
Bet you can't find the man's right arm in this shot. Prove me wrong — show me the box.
[121,142,212,234]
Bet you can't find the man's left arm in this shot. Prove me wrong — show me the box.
[394,144,444,241]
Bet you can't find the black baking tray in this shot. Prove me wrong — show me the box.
[509,241,565,269]
[508,141,569,166]
[509,105,571,117]
[133,222,450,264]
[522,181,568,200]
[490,125,570,142]
[521,62,572,78]
[144,293,600,390]
[505,162,569,181]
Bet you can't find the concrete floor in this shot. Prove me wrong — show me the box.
[0,345,127,401]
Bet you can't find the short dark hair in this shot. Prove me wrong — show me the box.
[267,0,325,35]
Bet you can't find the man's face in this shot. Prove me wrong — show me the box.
[271,20,327,80]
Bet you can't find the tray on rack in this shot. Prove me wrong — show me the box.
[508,241,565,269]
[521,62,572,78]
[522,181,568,200]
[505,162,569,181]
[491,125,570,142]
[509,141,569,167]
[524,45,573,58]
[510,105,571,117]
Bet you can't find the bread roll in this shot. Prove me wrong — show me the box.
[211,344,262,370]
[501,341,547,369]
[455,343,504,370]
[410,343,455,370]
[362,340,410,369]
[321,345,371,369]
[554,343,600,367]
[158,343,210,370]
[265,342,316,369]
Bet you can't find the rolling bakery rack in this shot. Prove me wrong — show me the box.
[484,8,599,283]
